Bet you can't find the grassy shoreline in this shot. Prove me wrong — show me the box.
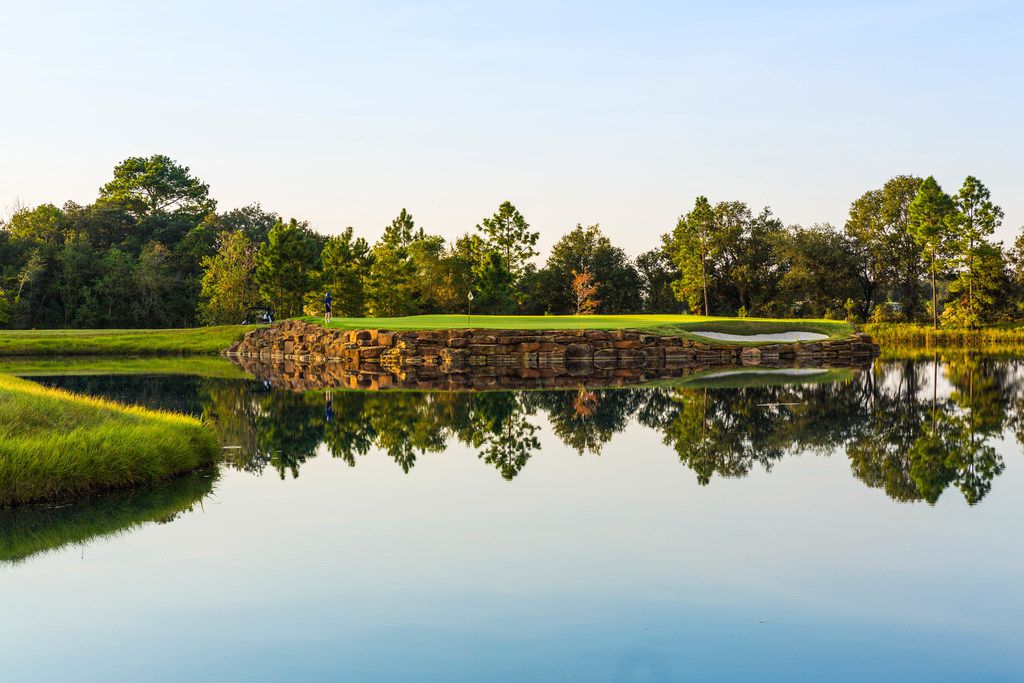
[0,325,256,356]
[864,323,1024,353]
[0,374,219,506]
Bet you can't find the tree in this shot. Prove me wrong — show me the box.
[476,201,539,278]
[255,219,320,318]
[775,224,858,317]
[668,196,719,315]
[907,177,955,329]
[844,176,925,320]
[209,203,281,245]
[571,270,600,315]
[132,242,178,327]
[98,154,215,220]
[381,208,423,248]
[95,248,136,326]
[535,224,641,314]
[636,247,680,313]
[942,242,1012,327]
[947,176,1004,324]
[473,250,517,314]
[4,204,66,245]
[315,228,370,317]
[199,230,259,324]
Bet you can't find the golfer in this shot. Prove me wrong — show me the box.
[324,292,333,324]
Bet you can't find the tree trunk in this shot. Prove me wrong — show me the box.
[701,260,709,316]
[931,258,938,330]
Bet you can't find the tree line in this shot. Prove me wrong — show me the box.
[1,154,1020,328]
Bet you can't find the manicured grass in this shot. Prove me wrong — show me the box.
[302,314,854,343]
[0,355,251,378]
[0,470,216,564]
[0,374,220,506]
[865,323,1024,352]
[0,325,255,356]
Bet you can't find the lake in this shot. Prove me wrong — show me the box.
[2,356,1023,681]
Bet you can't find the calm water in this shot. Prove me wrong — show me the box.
[2,357,1023,681]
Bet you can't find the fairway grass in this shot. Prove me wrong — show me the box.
[302,314,854,342]
[0,374,219,506]
[0,325,255,356]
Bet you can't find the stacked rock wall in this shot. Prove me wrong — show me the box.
[224,321,880,391]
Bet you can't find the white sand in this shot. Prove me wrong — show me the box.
[689,330,829,342]
[701,368,829,379]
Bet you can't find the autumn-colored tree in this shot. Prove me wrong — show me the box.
[571,270,600,315]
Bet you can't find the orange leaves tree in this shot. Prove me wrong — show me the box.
[571,270,600,315]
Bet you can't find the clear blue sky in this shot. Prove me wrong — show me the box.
[1,0,1021,254]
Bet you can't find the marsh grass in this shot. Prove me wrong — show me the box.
[0,325,255,356]
[0,470,216,564]
[0,374,219,506]
[304,314,853,343]
[866,323,1024,353]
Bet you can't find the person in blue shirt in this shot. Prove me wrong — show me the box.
[323,292,332,324]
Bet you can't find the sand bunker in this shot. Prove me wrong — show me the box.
[690,330,829,343]
[701,368,829,380]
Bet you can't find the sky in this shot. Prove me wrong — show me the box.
[1,0,1021,256]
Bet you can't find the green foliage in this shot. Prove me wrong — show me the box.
[907,176,955,328]
[255,219,321,318]
[472,251,517,314]
[668,196,718,315]
[844,175,925,320]
[636,248,681,313]
[314,228,370,317]
[98,154,215,220]
[776,224,857,317]
[945,176,1004,324]
[200,230,259,324]
[476,201,538,277]
[532,224,641,314]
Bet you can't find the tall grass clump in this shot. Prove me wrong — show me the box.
[0,375,219,506]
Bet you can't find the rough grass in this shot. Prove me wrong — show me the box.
[0,355,251,378]
[0,470,216,564]
[865,323,1024,352]
[0,325,255,356]
[303,314,853,344]
[0,374,220,506]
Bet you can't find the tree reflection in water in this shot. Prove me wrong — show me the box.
[153,358,1024,504]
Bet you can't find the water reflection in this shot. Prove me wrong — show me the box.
[27,356,1024,506]
[0,470,216,564]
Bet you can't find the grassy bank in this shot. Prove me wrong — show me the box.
[0,374,219,506]
[865,323,1024,353]
[0,325,254,356]
[0,355,250,378]
[304,314,854,342]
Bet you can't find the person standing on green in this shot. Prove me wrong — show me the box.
[323,292,333,324]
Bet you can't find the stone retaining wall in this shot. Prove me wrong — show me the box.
[224,320,880,391]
